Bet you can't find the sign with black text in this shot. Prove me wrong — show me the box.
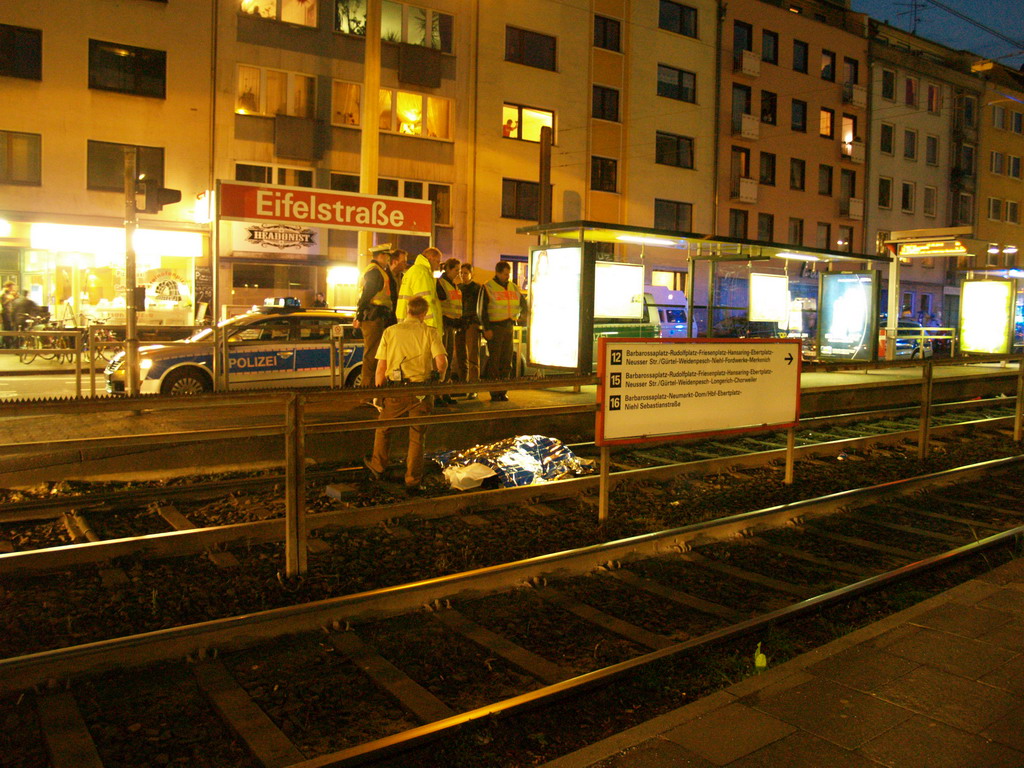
[597,338,801,446]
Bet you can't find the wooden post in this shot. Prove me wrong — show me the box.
[598,445,610,525]
[919,361,933,459]
[284,393,307,576]
[1015,355,1024,443]
[784,427,795,484]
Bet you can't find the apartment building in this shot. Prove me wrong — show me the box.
[0,2,213,326]
[864,23,982,323]
[973,62,1024,271]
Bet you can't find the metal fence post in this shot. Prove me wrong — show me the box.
[919,360,933,459]
[1015,355,1024,443]
[284,393,307,576]
[784,427,795,484]
[598,445,610,526]
[74,330,83,399]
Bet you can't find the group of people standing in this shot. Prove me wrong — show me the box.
[354,246,527,493]
[1,282,46,348]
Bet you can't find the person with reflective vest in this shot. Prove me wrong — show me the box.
[478,260,528,402]
[353,245,395,387]
[396,247,443,332]
[436,257,464,405]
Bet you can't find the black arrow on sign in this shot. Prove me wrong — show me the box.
[785,353,794,365]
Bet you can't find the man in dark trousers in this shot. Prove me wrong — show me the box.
[353,245,395,387]
[365,296,447,494]
[477,261,527,402]
[436,257,464,405]
[458,263,481,399]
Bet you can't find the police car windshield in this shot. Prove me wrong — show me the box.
[184,316,249,343]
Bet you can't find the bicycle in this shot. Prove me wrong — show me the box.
[17,314,60,364]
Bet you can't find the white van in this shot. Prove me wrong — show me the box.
[646,285,689,338]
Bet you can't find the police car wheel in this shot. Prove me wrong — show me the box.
[345,368,362,388]
[161,367,211,395]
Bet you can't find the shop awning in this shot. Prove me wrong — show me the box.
[516,220,891,264]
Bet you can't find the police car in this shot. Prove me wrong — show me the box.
[105,299,365,395]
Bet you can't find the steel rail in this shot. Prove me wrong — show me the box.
[0,413,1015,573]
[1,454,1019,694]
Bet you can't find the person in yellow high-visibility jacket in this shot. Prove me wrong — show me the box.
[395,247,442,332]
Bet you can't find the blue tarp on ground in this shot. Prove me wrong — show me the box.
[431,435,596,490]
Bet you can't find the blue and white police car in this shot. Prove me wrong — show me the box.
[106,299,365,395]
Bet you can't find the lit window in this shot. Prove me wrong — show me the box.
[236,65,315,118]
[331,81,360,126]
[241,0,317,27]
[379,89,452,139]
[335,0,453,52]
[819,107,834,138]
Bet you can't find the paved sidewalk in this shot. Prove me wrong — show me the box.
[543,558,1024,768]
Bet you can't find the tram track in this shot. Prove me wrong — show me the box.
[3,456,1024,767]
[0,396,1017,574]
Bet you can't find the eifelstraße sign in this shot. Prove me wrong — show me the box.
[217,180,433,235]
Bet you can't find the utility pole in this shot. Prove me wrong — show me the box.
[123,148,141,397]
[357,0,383,270]
[539,125,552,226]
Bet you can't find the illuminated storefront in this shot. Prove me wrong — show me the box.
[0,221,205,326]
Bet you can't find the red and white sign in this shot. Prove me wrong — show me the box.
[217,180,433,236]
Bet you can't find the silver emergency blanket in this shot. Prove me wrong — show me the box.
[431,435,596,490]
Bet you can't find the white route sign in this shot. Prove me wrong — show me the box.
[597,338,801,446]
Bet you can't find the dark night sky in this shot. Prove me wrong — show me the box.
[849,0,1024,65]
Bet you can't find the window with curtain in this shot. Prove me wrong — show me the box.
[332,81,360,126]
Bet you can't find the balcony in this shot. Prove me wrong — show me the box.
[842,83,867,108]
[841,138,865,163]
[732,113,759,140]
[731,176,758,203]
[733,49,760,78]
[841,197,864,220]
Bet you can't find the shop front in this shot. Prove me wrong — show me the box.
[1,221,206,327]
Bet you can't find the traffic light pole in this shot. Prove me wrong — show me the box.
[123,148,140,397]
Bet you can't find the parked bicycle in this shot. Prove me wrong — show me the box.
[17,314,73,365]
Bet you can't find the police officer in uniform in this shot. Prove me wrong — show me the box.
[364,296,447,494]
[396,247,443,330]
[353,244,395,387]
[478,260,528,402]
[436,257,463,405]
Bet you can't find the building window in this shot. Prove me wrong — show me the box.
[837,225,853,252]
[993,105,1006,129]
[956,192,973,225]
[0,130,41,185]
[331,81,361,126]
[843,57,859,85]
[904,77,918,107]
[380,88,452,138]
[660,1,698,37]
[991,151,1006,175]
[592,85,620,122]
[880,123,894,154]
[901,181,915,212]
[790,157,805,190]
[878,176,892,209]
[904,129,917,160]
[881,69,895,100]
[760,91,777,124]
[788,217,803,245]
[818,164,833,195]
[819,107,834,138]
[816,222,831,249]
[927,84,941,113]
[1013,112,1024,134]
[654,198,693,232]
[759,152,776,185]
[925,135,938,166]
[1007,200,1020,224]
[89,39,166,99]
[820,49,836,81]
[335,1,453,53]
[329,173,359,192]
[501,178,539,219]
[655,132,694,169]
[237,163,313,187]
[793,40,808,73]
[923,185,937,217]
[657,64,696,103]
[591,156,617,192]
[502,103,554,142]
[242,0,317,27]
[505,26,556,71]
[762,30,778,64]
[733,20,753,62]
[757,213,774,242]
[729,209,748,238]
[594,15,621,51]
[961,144,976,175]
[236,65,315,118]
[989,198,1003,220]
[791,99,807,132]
[88,140,163,192]
[1009,155,1022,179]
[0,24,42,80]
[961,95,976,127]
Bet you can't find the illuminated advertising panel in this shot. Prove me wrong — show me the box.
[960,279,1014,354]
[528,246,584,369]
[817,272,879,361]
[749,274,789,324]
[594,262,644,319]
